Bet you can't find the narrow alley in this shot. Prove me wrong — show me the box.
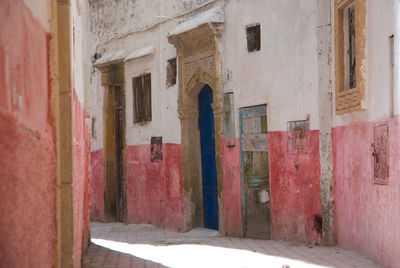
[83,223,379,268]
[2,0,400,267]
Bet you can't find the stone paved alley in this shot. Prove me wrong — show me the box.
[83,223,380,268]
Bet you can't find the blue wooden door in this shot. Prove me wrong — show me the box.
[198,85,219,230]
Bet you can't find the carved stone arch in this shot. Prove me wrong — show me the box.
[169,21,224,232]
[186,71,216,98]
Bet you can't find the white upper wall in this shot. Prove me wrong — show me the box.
[89,0,329,150]
[24,0,51,31]
[89,1,217,150]
[223,0,320,132]
[89,0,215,51]
[72,0,85,104]
[333,0,396,126]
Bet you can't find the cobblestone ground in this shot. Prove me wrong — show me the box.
[83,222,380,268]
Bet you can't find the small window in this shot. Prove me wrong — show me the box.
[246,24,260,52]
[133,74,152,123]
[166,58,177,87]
[343,3,356,90]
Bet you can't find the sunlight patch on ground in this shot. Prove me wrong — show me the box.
[92,238,334,268]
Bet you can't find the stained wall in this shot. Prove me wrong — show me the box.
[332,1,400,267]
[88,0,326,243]
[72,0,92,265]
[222,0,323,242]
[0,0,55,267]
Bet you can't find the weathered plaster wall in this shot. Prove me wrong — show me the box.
[126,144,184,230]
[0,0,56,267]
[220,137,242,236]
[88,0,326,240]
[89,0,214,47]
[88,0,215,228]
[90,149,104,221]
[72,0,92,266]
[333,117,400,268]
[72,90,91,268]
[222,0,323,242]
[268,131,322,243]
[332,1,400,267]
[223,0,320,132]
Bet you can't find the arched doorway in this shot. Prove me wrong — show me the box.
[198,85,219,230]
[168,21,225,232]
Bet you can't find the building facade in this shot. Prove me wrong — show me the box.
[88,1,400,267]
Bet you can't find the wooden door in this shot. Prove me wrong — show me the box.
[114,86,125,222]
[240,105,270,239]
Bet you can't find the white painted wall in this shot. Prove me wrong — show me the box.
[394,0,400,115]
[23,0,50,31]
[71,0,86,105]
[88,1,218,150]
[333,0,396,126]
[88,0,334,151]
[222,0,321,132]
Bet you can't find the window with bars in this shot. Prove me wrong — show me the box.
[334,0,366,115]
[132,73,152,123]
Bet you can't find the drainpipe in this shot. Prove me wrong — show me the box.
[394,0,400,116]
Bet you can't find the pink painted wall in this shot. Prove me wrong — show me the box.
[126,144,184,231]
[0,0,56,267]
[333,117,400,268]
[269,130,322,244]
[221,137,243,236]
[90,149,104,221]
[72,91,91,267]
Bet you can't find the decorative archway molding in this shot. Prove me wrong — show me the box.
[168,22,225,232]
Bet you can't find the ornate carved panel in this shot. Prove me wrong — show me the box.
[184,55,214,82]
[151,137,163,162]
[373,122,389,185]
[336,88,361,111]
[287,120,310,154]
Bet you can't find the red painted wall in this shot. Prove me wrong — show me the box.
[268,130,322,243]
[90,149,104,221]
[221,137,243,236]
[126,144,184,231]
[333,118,400,268]
[72,91,91,268]
[0,1,56,267]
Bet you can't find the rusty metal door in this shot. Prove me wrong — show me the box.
[240,105,270,239]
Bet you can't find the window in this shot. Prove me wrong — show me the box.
[334,0,367,115]
[246,24,260,52]
[166,58,177,87]
[133,74,152,123]
[344,3,356,90]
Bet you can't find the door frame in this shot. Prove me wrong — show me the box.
[239,104,271,238]
[97,63,127,223]
[168,23,225,232]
